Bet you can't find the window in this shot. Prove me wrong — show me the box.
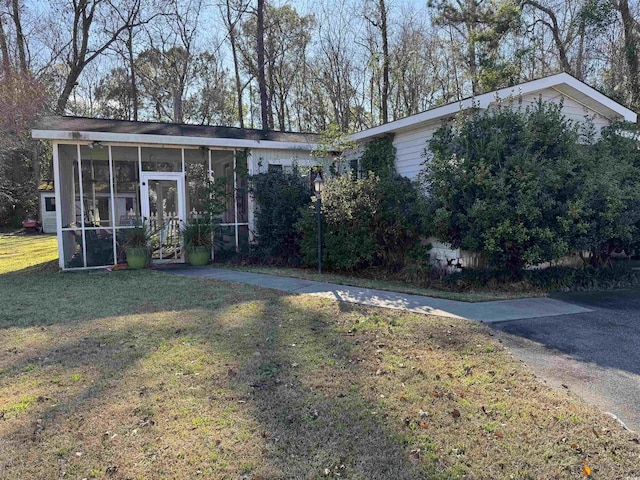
[349,158,361,179]
[45,197,56,212]
[267,164,283,173]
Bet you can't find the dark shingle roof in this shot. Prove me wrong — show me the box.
[35,116,321,144]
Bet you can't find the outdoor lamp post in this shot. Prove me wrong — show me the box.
[314,173,323,274]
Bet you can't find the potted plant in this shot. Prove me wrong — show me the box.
[123,225,150,269]
[182,218,213,266]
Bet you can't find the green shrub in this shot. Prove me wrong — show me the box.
[250,166,312,262]
[298,173,429,272]
[423,100,640,278]
[360,137,396,180]
[560,123,640,266]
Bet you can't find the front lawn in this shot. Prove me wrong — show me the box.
[0,231,58,274]
[0,235,638,479]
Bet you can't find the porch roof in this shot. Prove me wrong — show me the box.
[32,116,321,150]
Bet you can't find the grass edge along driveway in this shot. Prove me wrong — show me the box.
[219,264,546,303]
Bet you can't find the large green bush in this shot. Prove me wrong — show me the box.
[250,166,312,262]
[560,124,640,265]
[359,137,396,179]
[423,100,640,277]
[298,173,428,271]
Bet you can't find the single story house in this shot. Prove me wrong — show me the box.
[32,72,637,270]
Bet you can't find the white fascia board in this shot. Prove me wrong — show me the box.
[32,129,318,151]
[352,72,637,141]
[350,98,483,141]
[557,74,637,122]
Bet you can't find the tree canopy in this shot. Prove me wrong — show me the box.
[2,0,640,225]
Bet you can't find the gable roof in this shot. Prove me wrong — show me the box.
[32,116,321,150]
[351,72,637,141]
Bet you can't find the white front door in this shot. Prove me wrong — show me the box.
[141,172,186,263]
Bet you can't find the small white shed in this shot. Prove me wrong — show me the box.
[39,187,57,234]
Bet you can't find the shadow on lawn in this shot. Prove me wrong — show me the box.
[0,285,450,478]
[222,297,438,479]
[0,270,260,329]
[0,260,59,276]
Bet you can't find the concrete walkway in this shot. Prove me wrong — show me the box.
[164,267,591,322]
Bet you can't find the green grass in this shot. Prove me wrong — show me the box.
[0,235,638,479]
[219,264,546,302]
[0,231,58,275]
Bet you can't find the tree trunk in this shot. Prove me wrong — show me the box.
[379,0,389,123]
[575,19,585,81]
[127,27,138,121]
[524,1,572,75]
[57,66,83,114]
[225,0,244,128]
[617,0,640,110]
[173,83,184,123]
[256,0,269,130]
[55,0,143,114]
[11,0,27,72]
[0,18,10,75]
[230,36,244,128]
[267,55,276,129]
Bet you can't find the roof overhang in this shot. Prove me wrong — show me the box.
[351,73,637,141]
[32,129,319,151]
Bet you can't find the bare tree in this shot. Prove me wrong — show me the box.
[611,0,640,109]
[0,12,10,75]
[54,0,148,114]
[523,0,573,74]
[136,0,202,123]
[221,0,250,128]
[365,0,390,123]
[256,0,268,129]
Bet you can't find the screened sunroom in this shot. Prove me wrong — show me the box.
[34,116,319,270]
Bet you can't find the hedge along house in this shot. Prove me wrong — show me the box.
[32,117,320,270]
[350,72,638,268]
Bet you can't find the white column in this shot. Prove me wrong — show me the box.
[108,146,117,265]
[138,146,143,222]
[233,149,239,252]
[52,143,64,269]
[76,144,87,267]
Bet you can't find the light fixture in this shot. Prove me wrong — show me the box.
[313,173,323,198]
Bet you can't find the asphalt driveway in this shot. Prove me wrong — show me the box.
[492,289,640,432]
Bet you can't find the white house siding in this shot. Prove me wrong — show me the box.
[392,121,440,180]
[248,148,315,174]
[513,88,612,132]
